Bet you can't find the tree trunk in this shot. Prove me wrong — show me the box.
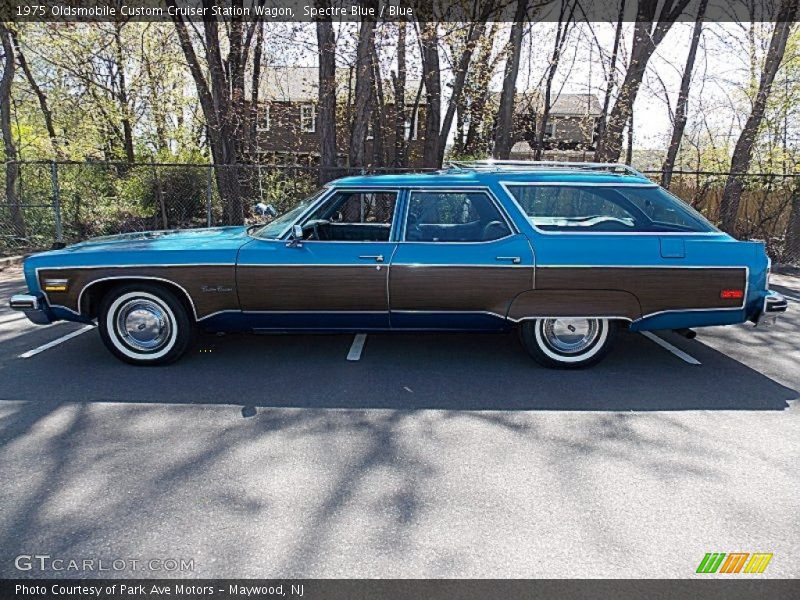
[170,1,250,224]
[720,0,797,234]
[11,29,62,158]
[392,22,407,168]
[250,20,264,158]
[463,26,498,156]
[661,0,707,189]
[437,20,487,165]
[0,23,24,238]
[625,111,634,165]
[112,22,135,164]
[595,0,691,162]
[596,0,625,145]
[419,20,441,168]
[785,187,800,265]
[371,43,387,167]
[493,0,527,159]
[316,8,337,182]
[349,2,377,169]
[533,0,576,160]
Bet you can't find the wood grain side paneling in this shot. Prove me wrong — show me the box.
[535,267,747,315]
[237,265,388,311]
[390,265,533,315]
[38,266,237,319]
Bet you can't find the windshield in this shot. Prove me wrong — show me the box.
[253,188,327,239]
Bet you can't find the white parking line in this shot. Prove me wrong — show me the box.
[347,333,367,361]
[0,313,26,325]
[640,331,701,365]
[18,325,94,359]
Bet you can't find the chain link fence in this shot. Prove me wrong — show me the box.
[1,161,798,263]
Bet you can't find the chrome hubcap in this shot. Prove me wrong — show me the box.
[116,299,171,352]
[541,318,599,354]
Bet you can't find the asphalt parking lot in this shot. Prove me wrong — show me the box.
[0,267,798,578]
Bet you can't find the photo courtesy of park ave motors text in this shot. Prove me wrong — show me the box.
[0,0,799,595]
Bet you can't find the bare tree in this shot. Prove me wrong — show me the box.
[349,1,378,169]
[494,0,528,159]
[786,187,800,264]
[316,2,337,181]
[390,23,407,167]
[661,0,707,188]
[533,0,578,160]
[418,20,442,167]
[596,0,626,145]
[463,24,502,156]
[720,0,798,234]
[168,0,263,224]
[111,22,135,163]
[0,23,24,238]
[437,17,492,165]
[595,0,692,162]
[10,28,62,158]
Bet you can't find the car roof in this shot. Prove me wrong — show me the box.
[330,169,655,188]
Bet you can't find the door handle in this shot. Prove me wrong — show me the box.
[496,256,521,264]
[359,255,384,263]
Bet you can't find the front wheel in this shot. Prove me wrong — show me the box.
[519,317,617,369]
[98,283,195,365]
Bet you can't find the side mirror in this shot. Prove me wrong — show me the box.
[286,224,304,248]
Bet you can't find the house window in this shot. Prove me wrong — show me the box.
[300,104,316,133]
[404,113,418,141]
[544,120,556,138]
[258,104,270,131]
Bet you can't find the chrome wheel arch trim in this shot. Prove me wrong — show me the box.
[75,275,200,321]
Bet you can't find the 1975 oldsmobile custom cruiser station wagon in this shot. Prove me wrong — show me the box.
[10,161,788,367]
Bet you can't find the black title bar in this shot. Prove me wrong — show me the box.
[2,579,800,600]
[3,0,799,23]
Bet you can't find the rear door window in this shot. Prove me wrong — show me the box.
[404,191,512,242]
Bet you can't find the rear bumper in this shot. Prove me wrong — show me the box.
[9,294,54,325]
[754,290,788,326]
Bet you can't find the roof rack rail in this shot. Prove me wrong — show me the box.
[446,160,646,178]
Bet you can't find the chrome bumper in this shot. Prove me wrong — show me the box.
[9,294,53,325]
[755,291,788,326]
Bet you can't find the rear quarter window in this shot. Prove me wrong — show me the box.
[505,184,717,233]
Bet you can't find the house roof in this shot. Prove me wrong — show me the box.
[258,66,425,105]
[549,93,602,116]
[491,91,602,117]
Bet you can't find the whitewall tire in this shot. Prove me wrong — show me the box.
[519,317,617,369]
[98,283,195,365]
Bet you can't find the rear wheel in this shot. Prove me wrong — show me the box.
[98,283,194,365]
[519,317,616,369]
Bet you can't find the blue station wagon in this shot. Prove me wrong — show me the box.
[10,161,788,367]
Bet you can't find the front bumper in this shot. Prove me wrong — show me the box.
[754,290,788,326]
[9,294,54,325]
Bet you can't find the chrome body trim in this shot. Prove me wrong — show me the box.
[9,294,40,311]
[70,275,200,321]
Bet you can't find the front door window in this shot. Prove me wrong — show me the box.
[301,190,398,242]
